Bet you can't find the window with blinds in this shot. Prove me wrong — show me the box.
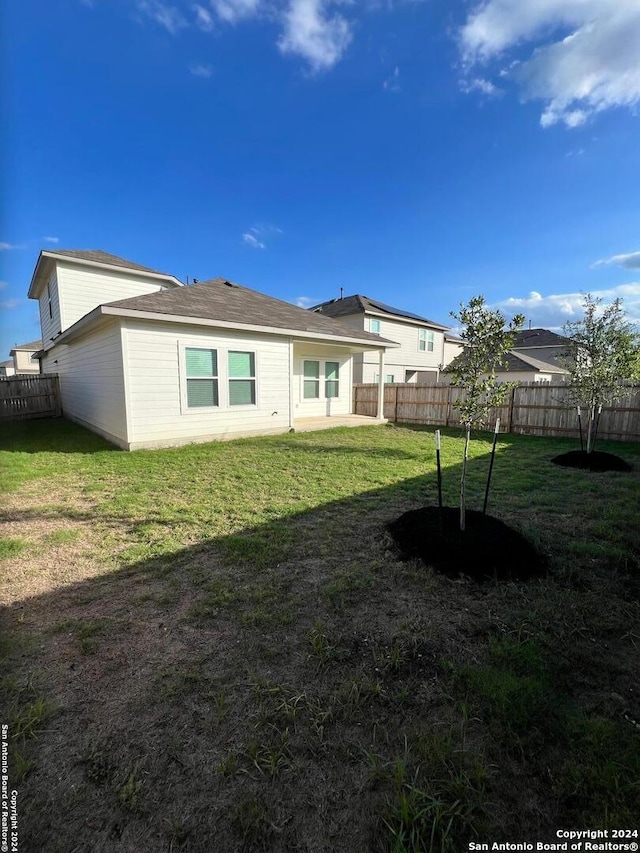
[419,329,435,352]
[228,351,256,405]
[325,361,339,398]
[303,361,320,399]
[185,348,218,407]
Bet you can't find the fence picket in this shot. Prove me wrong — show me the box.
[353,383,640,442]
[0,375,61,421]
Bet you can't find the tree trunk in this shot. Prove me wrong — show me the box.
[586,406,595,454]
[460,428,470,532]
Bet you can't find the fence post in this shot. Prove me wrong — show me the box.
[445,385,452,427]
[394,384,398,423]
[507,386,516,433]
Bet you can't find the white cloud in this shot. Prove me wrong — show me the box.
[383,66,401,93]
[211,0,261,24]
[189,62,213,77]
[193,3,215,30]
[0,242,23,251]
[44,236,59,244]
[493,283,640,330]
[242,224,282,249]
[137,0,187,34]
[0,281,7,290]
[278,0,352,72]
[593,250,640,270]
[460,76,500,96]
[295,296,319,308]
[0,299,22,310]
[243,233,266,249]
[459,0,640,127]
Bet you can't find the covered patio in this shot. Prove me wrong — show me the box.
[293,413,387,432]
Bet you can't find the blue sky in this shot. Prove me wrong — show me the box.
[2,0,640,357]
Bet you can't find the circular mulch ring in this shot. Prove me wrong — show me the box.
[388,506,546,582]
[551,450,633,472]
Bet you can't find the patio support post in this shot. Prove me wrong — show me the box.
[377,349,385,420]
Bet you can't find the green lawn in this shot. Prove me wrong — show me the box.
[1,418,639,852]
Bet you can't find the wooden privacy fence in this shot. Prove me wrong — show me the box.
[353,383,640,443]
[0,374,61,422]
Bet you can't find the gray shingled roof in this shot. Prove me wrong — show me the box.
[512,328,569,348]
[50,249,174,278]
[10,339,43,351]
[312,294,448,329]
[447,348,568,374]
[105,278,391,344]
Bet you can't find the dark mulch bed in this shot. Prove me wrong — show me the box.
[388,506,545,582]
[551,450,633,472]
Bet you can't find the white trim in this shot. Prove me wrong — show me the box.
[288,338,295,429]
[120,325,133,443]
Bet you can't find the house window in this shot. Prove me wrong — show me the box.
[228,351,256,405]
[370,318,381,334]
[303,361,320,398]
[325,362,339,398]
[185,348,218,407]
[47,281,53,320]
[419,329,435,352]
[374,374,395,384]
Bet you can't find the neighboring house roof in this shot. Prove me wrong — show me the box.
[55,278,398,348]
[28,249,183,298]
[501,351,569,374]
[0,359,14,369]
[446,348,569,376]
[512,328,569,348]
[10,339,43,355]
[312,294,449,330]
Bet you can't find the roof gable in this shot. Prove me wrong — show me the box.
[28,249,182,299]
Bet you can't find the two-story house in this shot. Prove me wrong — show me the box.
[8,340,42,375]
[27,249,395,449]
[310,295,462,384]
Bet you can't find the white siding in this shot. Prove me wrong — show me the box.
[362,316,444,375]
[293,343,352,417]
[443,339,464,366]
[56,263,176,332]
[13,351,40,374]
[40,321,128,446]
[123,320,292,448]
[39,270,62,345]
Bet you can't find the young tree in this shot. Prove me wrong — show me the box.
[563,294,640,453]
[448,296,524,531]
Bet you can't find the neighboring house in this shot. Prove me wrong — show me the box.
[0,359,16,377]
[29,249,396,450]
[311,295,462,384]
[511,328,570,371]
[9,340,42,375]
[444,327,570,384]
